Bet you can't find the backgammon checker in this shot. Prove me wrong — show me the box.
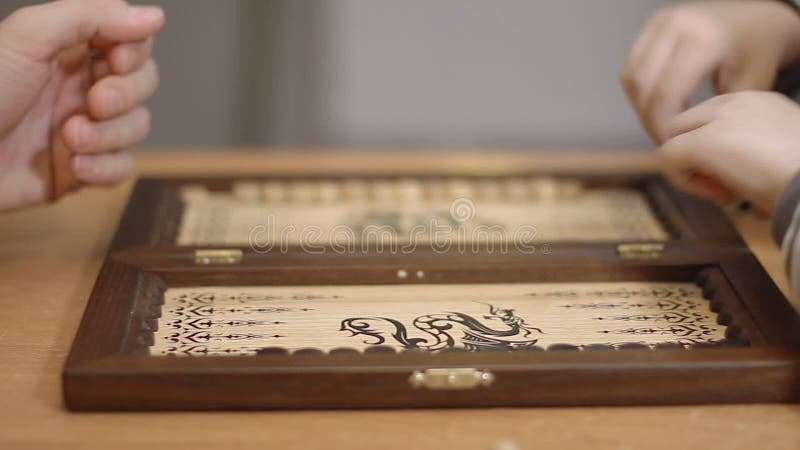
[63,173,800,410]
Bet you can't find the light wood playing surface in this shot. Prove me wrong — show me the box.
[177,179,668,245]
[152,282,725,356]
[1,150,798,450]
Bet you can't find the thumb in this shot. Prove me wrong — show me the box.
[0,0,164,61]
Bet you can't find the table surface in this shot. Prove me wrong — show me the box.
[1,150,799,450]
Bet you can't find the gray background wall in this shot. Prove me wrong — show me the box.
[0,0,682,149]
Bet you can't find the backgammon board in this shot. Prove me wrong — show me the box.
[63,172,800,411]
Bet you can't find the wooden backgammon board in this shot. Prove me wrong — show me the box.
[63,172,800,410]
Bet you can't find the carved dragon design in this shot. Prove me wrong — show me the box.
[340,302,542,351]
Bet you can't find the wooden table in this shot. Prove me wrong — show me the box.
[2,150,799,450]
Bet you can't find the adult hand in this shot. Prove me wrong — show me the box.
[622,0,800,143]
[0,0,164,211]
[660,91,800,212]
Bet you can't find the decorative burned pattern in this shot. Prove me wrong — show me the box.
[150,282,728,356]
[341,302,544,352]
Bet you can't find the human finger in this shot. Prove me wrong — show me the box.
[61,107,151,154]
[645,38,723,142]
[87,58,158,120]
[71,150,134,185]
[106,37,153,75]
[0,0,164,62]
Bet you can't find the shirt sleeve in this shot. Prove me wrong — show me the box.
[773,172,800,297]
[774,0,800,96]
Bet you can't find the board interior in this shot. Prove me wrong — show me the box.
[176,177,670,246]
[149,280,744,357]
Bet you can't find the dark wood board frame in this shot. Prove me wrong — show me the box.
[108,173,745,251]
[62,174,800,411]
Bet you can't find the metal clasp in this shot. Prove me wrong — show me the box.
[617,243,664,260]
[408,368,495,390]
[194,249,243,265]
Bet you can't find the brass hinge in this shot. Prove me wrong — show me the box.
[194,249,243,265]
[617,243,664,260]
[408,368,495,390]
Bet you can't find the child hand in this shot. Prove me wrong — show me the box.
[660,91,800,212]
[622,0,800,143]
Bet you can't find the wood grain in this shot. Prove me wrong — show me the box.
[2,150,799,449]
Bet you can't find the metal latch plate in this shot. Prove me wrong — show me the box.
[194,249,243,265]
[617,243,664,260]
[409,368,495,390]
